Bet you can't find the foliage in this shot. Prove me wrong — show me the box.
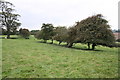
[19,28,30,39]
[30,30,39,35]
[35,23,54,43]
[0,0,21,38]
[53,26,68,45]
[34,30,43,39]
[71,14,115,50]
[0,27,6,35]
[34,14,115,50]
[112,29,120,33]
[67,26,78,47]
[0,27,19,35]
[116,39,120,42]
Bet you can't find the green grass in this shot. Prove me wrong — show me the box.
[2,35,118,78]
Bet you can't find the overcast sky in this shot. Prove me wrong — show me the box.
[7,0,119,30]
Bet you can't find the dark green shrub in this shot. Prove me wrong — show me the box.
[19,28,30,39]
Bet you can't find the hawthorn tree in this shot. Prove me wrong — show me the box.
[53,26,68,45]
[0,0,21,38]
[75,14,115,50]
[35,23,54,43]
[67,26,77,47]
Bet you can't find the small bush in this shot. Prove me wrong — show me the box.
[19,28,30,39]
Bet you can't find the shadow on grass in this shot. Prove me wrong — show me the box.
[0,37,18,39]
[71,47,103,51]
[9,37,18,39]
[36,41,103,52]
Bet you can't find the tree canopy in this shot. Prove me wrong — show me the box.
[53,26,68,45]
[35,23,54,43]
[72,14,115,49]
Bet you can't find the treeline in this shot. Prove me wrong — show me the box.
[112,29,120,33]
[0,1,118,50]
[0,27,39,35]
[35,14,116,50]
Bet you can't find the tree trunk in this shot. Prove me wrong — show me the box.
[88,42,90,49]
[66,43,69,46]
[68,43,73,48]
[44,40,47,43]
[51,39,53,44]
[92,43,96,50]
[59,41,62,45]
[7,29,10,39]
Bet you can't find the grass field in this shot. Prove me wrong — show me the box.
[1,35,119,78]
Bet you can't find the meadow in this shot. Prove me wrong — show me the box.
[1,35,119,78]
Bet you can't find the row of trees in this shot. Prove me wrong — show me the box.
[35,14,115,50]
[0,1,116,50]
[0,27,30,39]
[112,29,120,33]
[0,27,39,36]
